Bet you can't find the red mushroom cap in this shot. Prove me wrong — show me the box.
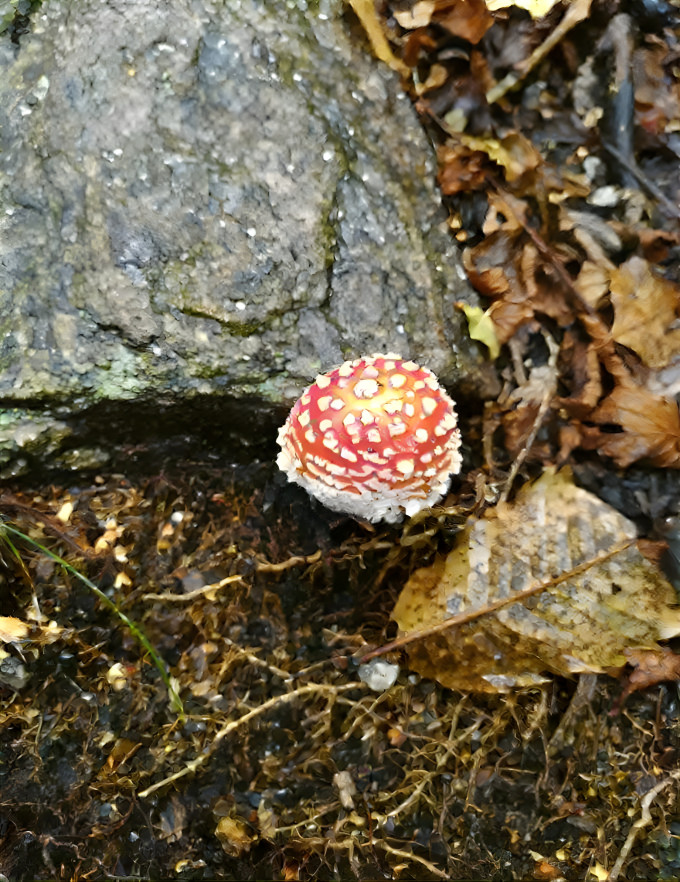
[276,353,462,523]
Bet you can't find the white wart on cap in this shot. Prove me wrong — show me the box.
[276,353,462,523]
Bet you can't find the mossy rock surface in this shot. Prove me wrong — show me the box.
[0,0,492,476]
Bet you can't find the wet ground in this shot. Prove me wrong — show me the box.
[1,444,680,880]
[3,1,680,877]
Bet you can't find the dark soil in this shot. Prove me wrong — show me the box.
[1,454,679,880]
[3,0,680,878]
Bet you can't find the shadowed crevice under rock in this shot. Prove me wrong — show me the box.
[0,395,287,482]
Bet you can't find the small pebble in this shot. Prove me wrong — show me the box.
[588,185,620,207]
[358,659,399,692]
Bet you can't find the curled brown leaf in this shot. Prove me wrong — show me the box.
[588,383,680,468]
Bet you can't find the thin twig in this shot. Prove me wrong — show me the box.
[361,539,634,662]
[220,636,291,681]
[607,770,680,881]
[369,838,449,879]
[137,681,360,798]
[498,387,556,504]
[143,552,323,602]
[487,0,592,104]
[602,142,680,220]
[255,550,322,572]
[498,333,559,505]
[142,574,243,602]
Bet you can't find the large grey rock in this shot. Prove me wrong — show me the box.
[0,0,491,476]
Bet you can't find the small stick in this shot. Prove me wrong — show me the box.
[255,550,322,572]
[142,574,243,602]
[603,143,680,220]
[138,681,359,798]
[498,331,559,506]
[487,0,592,104]
[607,770,680,881]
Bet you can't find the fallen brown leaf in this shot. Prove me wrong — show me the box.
[587,383,680,468]
[390,469,680,692]
[437,144,491,194]
[557,332,602,419]
[636,228,680,265]
[426,0,494,44]
[610,256,680,370]
[616,647,680,708]
[573,260,611,311]
[464,233,535,342]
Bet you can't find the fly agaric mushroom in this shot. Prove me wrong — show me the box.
[276,353,462,523]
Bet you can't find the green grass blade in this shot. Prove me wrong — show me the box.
[0,522,184,717]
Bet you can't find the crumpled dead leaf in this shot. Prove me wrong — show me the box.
[473,132,543,183]
[464,231,575,343]
[557,331,603,419]
[0,616,64,646]
[437,144,491,194]
[0,616,29,643]
[396,0,494,43]
[616,647,680,709]
[215,815,254,857]
[609,256,680,371]
[585,382,680,468]
[392,469,680,692]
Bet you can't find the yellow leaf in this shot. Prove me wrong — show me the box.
[484,0,563,18]
[0,616,29,643]
[392,469,680,692]
[458,302,501,360]
[609,256,680,370]
[587,862,609,882]
[347,0,410,76]
[215,816,254,857]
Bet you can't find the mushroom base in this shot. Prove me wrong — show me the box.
[277,450,456,523]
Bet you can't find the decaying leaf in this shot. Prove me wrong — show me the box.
[392,0,436,29]
[573,260,611,310]
[617,647,680,707]
[0,616,29,643]
[215,815,254,857]
[394,0,494,43]
[0,616,64,646]
[609,256,680,370]
[557,331,602,419]
[463,233,534,343]
[484,0,562,18]
[455,132,542,183]
[437,144,491,194]
[433,0,495,43]
[392,469,680,693]
[586,382,680,468]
